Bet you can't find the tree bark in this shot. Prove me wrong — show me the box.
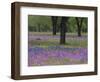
[51,16,58,35]
[75,17,83,37]
[60,17,68,44]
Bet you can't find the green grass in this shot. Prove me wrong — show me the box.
[29,32,87,48]
[29,39,87,48]
[65,39,87,47]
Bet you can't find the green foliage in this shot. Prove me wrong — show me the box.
[28,15,52,32]
[81,18,88,32]
[67,17,77,32]
[28,15,87,33]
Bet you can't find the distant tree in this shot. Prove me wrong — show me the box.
[51,16,58,35]
[60,17,69,44]
[75,17,84,37]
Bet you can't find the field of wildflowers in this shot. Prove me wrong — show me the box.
[28,32,88,66]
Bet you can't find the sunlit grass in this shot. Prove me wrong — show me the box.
[29,39,87,48]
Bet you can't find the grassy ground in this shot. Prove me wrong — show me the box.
[29,32,87,48]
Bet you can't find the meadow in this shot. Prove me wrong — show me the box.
[28,32,87,66]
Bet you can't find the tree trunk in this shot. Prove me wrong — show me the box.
[75,17,83,37]
[60,17,68,44]
[37,23,41,32]
[51,16,58,35]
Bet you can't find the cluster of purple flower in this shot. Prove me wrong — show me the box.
[28,46,87,66]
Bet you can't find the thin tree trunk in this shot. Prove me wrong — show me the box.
[51,16,58,35]
[75,18,83,37]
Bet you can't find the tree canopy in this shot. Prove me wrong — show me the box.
[28,15,87,33]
